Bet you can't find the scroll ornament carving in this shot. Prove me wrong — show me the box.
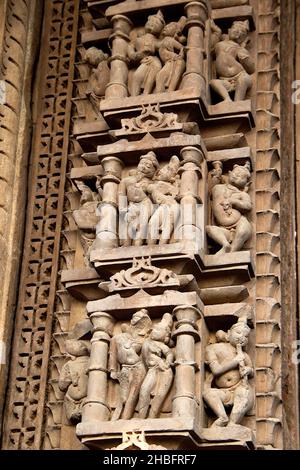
[110,257,179,289]
[118,151,180,247]
[121,104,180,133]
[203,317,254,429]
[58,320,92,423]
[206,161,252,254]
[210,20,254,102]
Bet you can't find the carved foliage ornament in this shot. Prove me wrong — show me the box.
[109,257,180,289]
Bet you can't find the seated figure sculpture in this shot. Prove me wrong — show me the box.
[206,162,252,254]
[203,318,254,428]
[128,10,165,96]
[210,20,255,102]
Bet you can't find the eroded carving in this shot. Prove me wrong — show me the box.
[84,47,110,98]
[203,317,254,429]
[156,17,187,93]
[128,10,165,96]
[210,20,254,102]
[206,161,252,254]
[73,177,102,262]
[138,313,174,418]
[58,320,92,423]
[109,310,152,420]
[119,152,180,246]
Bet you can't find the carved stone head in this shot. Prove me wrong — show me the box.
[228,20,250,44]
[138,151,160,178]
[84,47,109,67]
[131,309,152,336]
[145,10,165,35]
[228,318,251,347]
[228,162,251,189]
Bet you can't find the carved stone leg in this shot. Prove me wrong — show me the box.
[172,305,201,419]
[81,312,115,422]
[178,146,203,247]
[96,157,124,249]
[181,1,209,95]
[105,15,132,98]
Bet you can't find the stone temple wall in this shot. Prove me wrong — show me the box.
[1,0,299,451]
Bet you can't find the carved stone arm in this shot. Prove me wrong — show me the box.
[230,192,252,212]
[207,357,240,377]
[58,362,72,392]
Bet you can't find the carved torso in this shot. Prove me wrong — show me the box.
[215,40,247,78]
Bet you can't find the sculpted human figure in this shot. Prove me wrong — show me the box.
[72,178,102,262]
[156,17,187,94]
[84,47,110,97]
[206,162,252,254]
[118,152,159,246]
[210,20,254,102]
[128,10,165,96]
[203,318,254,428]
[138,313,174,419]
[147,155,181,245]
[109,310,152,420]
[58,320,92,423]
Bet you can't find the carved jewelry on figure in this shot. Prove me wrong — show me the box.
[206,161,252,254]
[118,152,181,247]
[127,11,187,96]
[108,310,152,420]
[128,10,165,97]
[138,313,174,419]
[203,317,254,428]
[210,20,254,102]
[58,320,92,423]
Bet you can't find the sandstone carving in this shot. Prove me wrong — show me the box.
[119,152,180,246]
[203,317,254,428]
[206,161,252,254]
[58,320,92,423]
[210,20,254,102]
[128,11,165,96]
[156,17,187,93]
[109,310,152,420]
[73,178,102,262]
[138,313,174,418]
[109,257,179,289]
[84,47,110,97]
[120,104,180,133]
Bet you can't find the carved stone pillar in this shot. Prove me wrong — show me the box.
[105,15,132,98]
[181,1,209,95]
[96,156,124,249]
[81,312,115,423]
[172,305,201,419]
[178,146,203,246]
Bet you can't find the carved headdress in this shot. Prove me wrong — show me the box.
[232,19,250,34]
[148,10,165,28]
[139,151,160,170]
